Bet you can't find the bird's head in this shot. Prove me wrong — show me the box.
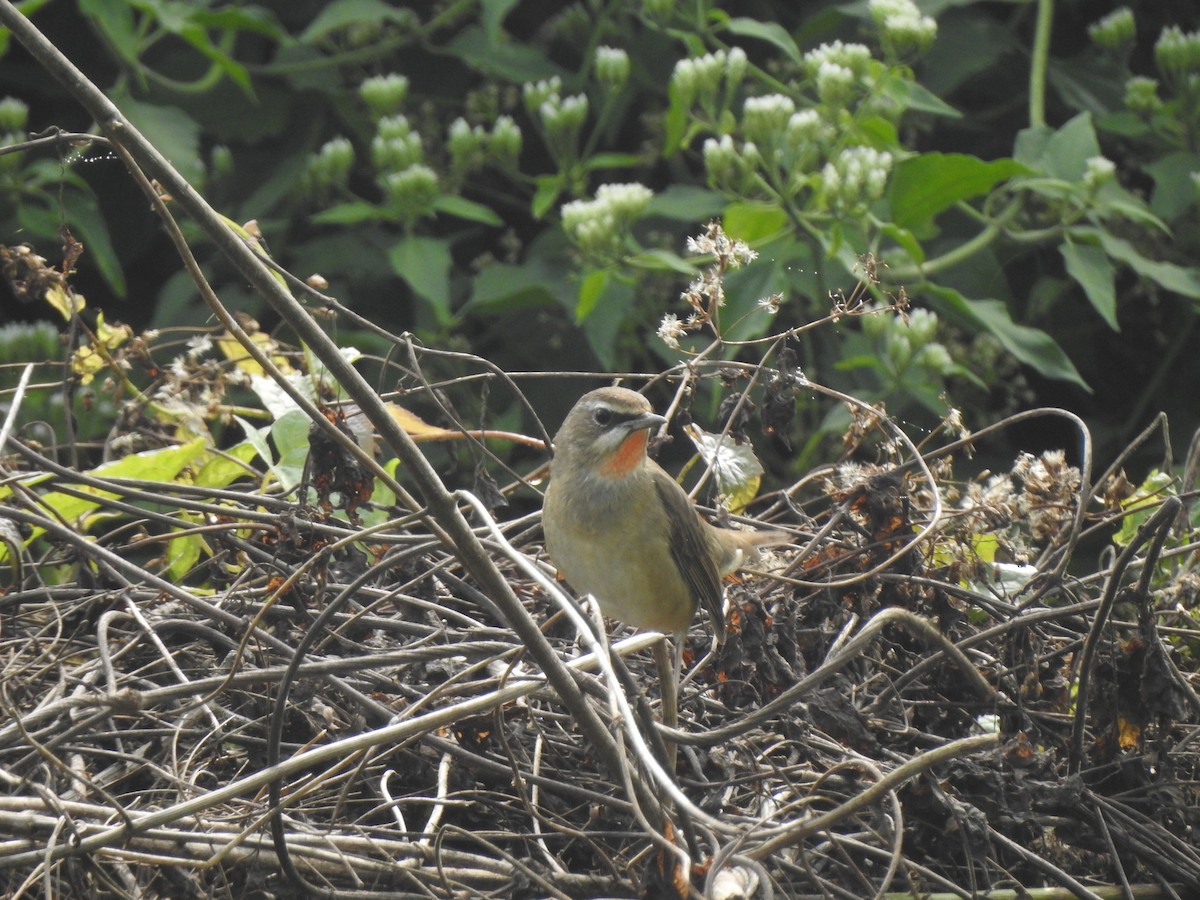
[553,387,667,479]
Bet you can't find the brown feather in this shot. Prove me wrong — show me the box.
[651,467,726,641]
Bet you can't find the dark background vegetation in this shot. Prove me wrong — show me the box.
[3,0,1200,480]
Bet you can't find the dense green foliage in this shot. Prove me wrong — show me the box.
[2,0,1200,466]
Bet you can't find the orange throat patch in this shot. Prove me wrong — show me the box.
[598,430,648,477]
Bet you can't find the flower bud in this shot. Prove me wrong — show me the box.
[447,117,487,176]
[742,94,795,155]
[489,115,522,168]
[595,46,630,90]
[1083,155,1116,191]
[869,0,937,58]
[371,116,422,174]
[523,77,563,117]
[380,164,439,219]
[1088,7,1135,52]
[1156,26,1200,85]
[360,74,409,120]
[1124,76,1163,114]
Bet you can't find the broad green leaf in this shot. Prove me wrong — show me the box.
[723,203,789,243]
[465,231,576,313]
[581,276,635,368]
[166,515,205,582]
[431,194,503,226]
[879,76,961,118]
[78,0,140,67]
[388,235,453,325]
[646,185,726,221]
[880,222,926,266]
[311,201,389,225]
[1014,112,1100,180]
[62,185,125,296]
[270,410,312,493]
[719,17,802,64]
[1092,229,1200,300]
[188,6,285,38]
[1145,152,1200,222]
[576,268,609,321]
[176,23,253,95]
[889,153,1030,230]
[112,94,204,185]
[481,0,520,41]
[15,438,208,533]
[300,0,413,43]
[1061,238,1116,329]
[195,440,259,488]
[1112,471,1174,547]
[532,175,565,220]
[1091,186,1169,234]
[925,285,1087,388]
[627,249,698,276]
[446,26,566,82]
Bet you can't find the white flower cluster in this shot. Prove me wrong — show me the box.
[821,146,893,212]
[868,0,938,58]
[524,77,589,163]
[671,47,747,108]
[561,183,654,262]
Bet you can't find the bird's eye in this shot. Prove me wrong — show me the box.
[592,407,614,427]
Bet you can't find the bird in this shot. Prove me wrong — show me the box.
[542,386,789,642]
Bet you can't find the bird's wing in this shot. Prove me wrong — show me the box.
[652,471,727,641]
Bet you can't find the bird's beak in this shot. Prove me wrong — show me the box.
[627,412,667,432]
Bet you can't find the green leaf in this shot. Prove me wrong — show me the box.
[310,201,388,225]
[645,185,725,222]
[889,153,1030,230]
[9,438,208,534]
[1091,186,1169,234]
[300,0,413,42]
[880,222,925,266]
[627,249,698,276]
[388,235,454,324]
[195,440,259,488]
[1014,112,1100,180]
[1060,238,1117,330]
[924,285,1087,388]
[464,230,575,314]
[719,16,802,64]
[723,203,789,243]
[1145,152,1200,222]
[112,94,204,185]
[446,26,566,82]
[579,275,635,369]
[63,185,126,296]
[576,268,609,321]
[1092,229,1200,300]
[78,0,140,68]
[176,23,253,95]
[584,152,646,171]
[270,410,312,493]
[532,175,565,219]
[480,0,520,42]
[431,194,503,226]
[879,75,961,118]
[1112,471,1175,547]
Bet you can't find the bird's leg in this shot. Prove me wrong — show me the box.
[652,635,680,773]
